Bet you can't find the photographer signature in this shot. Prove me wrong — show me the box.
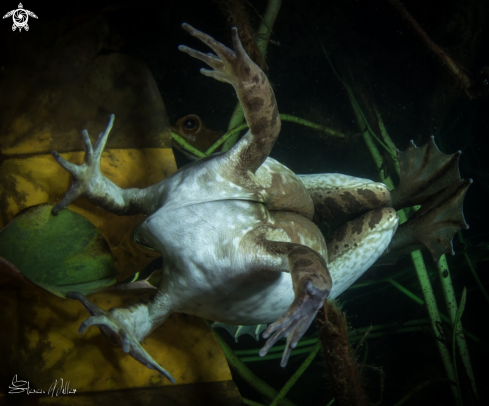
[9,375,77,396]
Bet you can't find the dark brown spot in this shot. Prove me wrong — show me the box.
[333,225,347,243]
[340,191,364,214]
[344,244,349,248]
[368,209,383,229]
[351,217,364,235]
[315,196,343,222]
[357,188,382,208]
[335,245,339,249]
[252,74,260,83]
[246,96,265,112]
[291,247,310,256]
[250,117,268,135]
[295,259,313,268]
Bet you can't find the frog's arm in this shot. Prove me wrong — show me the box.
[255,241,332,367]
[51,115,163,216]
[179,24,280,175]
[65,291,176,383]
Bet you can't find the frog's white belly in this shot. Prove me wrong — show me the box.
[138,199,318,324]
[177,270,295,325]
[138,188,397,326]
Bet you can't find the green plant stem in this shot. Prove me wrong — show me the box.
[348,96,396,188]
[409,250,458,401]
[386,277,480,343]
[175,114,346,159]
[269,341,322,406]
[439,258,478,399]
[205,123,248,155]
[373,102,399,161]
[279,114,347,138]
[452,287,467,406]
[171,132,206,158]
[212,330,297,406]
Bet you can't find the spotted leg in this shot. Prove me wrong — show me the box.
[179,23,280,176]
[66,291,175,383]
[51,115,162,216]
[297,173,391,223]
[256,242,332,367]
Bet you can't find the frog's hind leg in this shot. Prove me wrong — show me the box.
[386,178,471,263]
[386,138,472,263]
[297,173,391,223]
[391,137,466,209]
[326,207,399,298]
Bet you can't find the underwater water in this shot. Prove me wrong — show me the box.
[0,0,488,405]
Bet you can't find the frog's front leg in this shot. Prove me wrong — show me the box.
[255,242,332,367]
[66,291,176,383]
[51,115,161,216]
[179,23,280,174]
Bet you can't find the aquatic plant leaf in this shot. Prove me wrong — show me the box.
[0,203,116,297]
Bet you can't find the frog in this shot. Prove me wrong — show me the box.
[51,24,470,383]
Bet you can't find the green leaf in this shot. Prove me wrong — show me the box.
[0,203,117,297]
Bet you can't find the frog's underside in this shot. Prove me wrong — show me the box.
[51,24,471,383]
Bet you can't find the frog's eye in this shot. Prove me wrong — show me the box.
[179,114,202,135]
[184,118,197,130]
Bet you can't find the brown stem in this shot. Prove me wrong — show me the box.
[317,301,368,406]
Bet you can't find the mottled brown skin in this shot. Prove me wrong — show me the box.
[327,208,397,261]
[309,184,391,223]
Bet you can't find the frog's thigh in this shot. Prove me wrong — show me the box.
[298,173,391,222]
[326,207,398,298]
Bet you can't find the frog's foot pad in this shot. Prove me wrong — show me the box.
[66,291,175,383]
[259,281,328,367]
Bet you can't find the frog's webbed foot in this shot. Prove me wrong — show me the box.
[259,292,323,367]
[387,137,472,263]
[259,246,331,367]
[391,137,463,210]
[51,115,115,215]
[66,291,175,383]
[386,179,471,263]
